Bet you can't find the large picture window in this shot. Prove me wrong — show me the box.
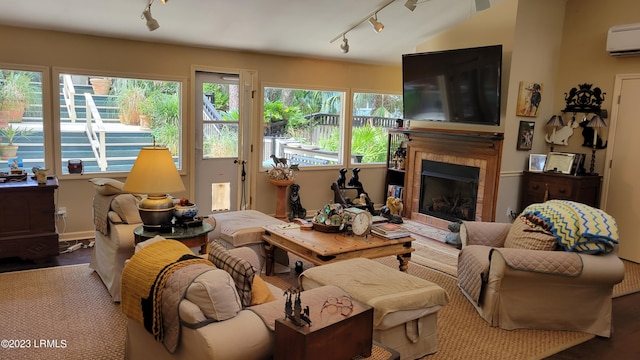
[57,73,182,174]
[262,86,345,168]
[351,91,403,164]
[0,69,45,171]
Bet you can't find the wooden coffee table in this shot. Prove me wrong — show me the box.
[262,224,414,275]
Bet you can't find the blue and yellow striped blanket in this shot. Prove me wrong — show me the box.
[521,200,619,254]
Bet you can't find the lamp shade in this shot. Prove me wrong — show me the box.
[123,147,185,196]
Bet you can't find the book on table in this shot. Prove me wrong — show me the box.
[371,224,411,239]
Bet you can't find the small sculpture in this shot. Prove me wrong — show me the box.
[270,154,288,167]
[289,183,307,221]
[348,167,362,188]
[337,168,348,188]
[284,288,311,328]
[386,196,404,216]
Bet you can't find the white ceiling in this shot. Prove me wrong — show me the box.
[0,0,499,66]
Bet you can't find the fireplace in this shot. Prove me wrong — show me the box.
[403,130,503,228]
[420,160,480,222]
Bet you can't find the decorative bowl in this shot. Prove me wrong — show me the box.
[174,204,198,221]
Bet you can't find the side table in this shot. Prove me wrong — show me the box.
[269,178,295,220]
[133,222,213,254]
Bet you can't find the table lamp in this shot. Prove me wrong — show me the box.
[545,114,564,152]
[586,114,607,174]
[123,146,185,227]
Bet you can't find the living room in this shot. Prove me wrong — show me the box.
[1,0,640,358]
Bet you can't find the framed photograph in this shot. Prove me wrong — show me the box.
[515,81,543,117]
[528,154,547,172]
[544,152,577,174]
[517,121,535,150]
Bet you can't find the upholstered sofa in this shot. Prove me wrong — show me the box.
[124,238,354,360]
[89,178,141,302]
[457,200,625,337]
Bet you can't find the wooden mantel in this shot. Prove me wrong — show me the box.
[402,130,504,226]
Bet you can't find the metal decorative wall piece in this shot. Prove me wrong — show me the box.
[562,83,606,115]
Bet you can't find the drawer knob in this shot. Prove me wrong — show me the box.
[558,188,566,194]
[532,184,539,190]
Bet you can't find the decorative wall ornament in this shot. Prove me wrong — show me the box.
[562,83,606,114]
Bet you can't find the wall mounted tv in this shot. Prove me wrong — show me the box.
[402,44,502,126]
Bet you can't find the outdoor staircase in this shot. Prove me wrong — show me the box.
[13,82,153,172]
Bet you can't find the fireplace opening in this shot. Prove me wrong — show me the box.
[419,160,480,222]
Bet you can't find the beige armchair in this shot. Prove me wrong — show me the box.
[457,219,625,337]
[89,178,141,302]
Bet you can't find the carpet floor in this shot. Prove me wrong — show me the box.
[1,238,638,360]
[0,264,126,360]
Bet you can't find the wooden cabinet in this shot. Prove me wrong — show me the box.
[384,129,409,202]
[0,177,59,260]
[520,171,602,210]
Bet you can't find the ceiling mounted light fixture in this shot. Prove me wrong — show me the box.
[340,35,350,53]
[404,0,418,11]
[369,14,384,33]
[328,0,397,53]
[142,2,159,31]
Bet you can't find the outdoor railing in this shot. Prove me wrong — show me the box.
[84,93,107,171]
[62,75,77,122]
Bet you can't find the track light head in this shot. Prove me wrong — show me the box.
[369,14,384,33]
[404,0,417,11]
[142,6,159,31]
[340,36,349,54]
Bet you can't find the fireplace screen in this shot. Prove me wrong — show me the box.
[419,160,480,222]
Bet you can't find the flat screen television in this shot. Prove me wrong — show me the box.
[402,44,502,126]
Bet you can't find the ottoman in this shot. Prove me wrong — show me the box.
[206,210,289,271]
[300,258,449,359]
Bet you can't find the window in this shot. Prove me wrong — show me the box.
[351,92,403,164]
[57,73,182,174]
[0,69,45,170]
[202,80,239,159]
[262,86,345,168]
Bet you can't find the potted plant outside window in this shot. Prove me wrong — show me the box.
[117,86,146,125]
[0,124,32,159]
[0,71,35,123]
[90,78,112,95]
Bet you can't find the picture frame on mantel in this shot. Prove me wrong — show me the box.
[515,81,543,117]
[517,121,535,151]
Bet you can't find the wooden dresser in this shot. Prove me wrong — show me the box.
[520,171,602,210]
[0,177,59,261]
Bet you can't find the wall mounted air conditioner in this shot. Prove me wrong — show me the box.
[607,23,640,56]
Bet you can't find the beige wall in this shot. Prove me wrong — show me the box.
[0,25,400,240]
[3,0,639,239]
[555,0,640,175]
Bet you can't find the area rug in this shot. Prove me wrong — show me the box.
[0,264,126,360]
[373,257,596,360]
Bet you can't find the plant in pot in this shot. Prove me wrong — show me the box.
[263,100,303,136]
[90,77,112,95]
[117,86,146,126]
[0,124,32,159]
[0,71,35,123]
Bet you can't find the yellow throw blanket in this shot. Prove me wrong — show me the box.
[121,239,214,344]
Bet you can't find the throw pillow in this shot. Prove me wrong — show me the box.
[251,276,276,306]
[185,269,242,321]
[208,242,257,307]
[504,217,557,251]
[110,194,142,224]
[89,178,124,196]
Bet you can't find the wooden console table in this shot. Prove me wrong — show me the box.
[262,224,414,274]
[0,177,59,261]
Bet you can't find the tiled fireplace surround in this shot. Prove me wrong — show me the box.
[403,130,504,229]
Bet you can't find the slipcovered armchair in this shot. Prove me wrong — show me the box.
[89,178,141,302]
[457,200,625,337]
